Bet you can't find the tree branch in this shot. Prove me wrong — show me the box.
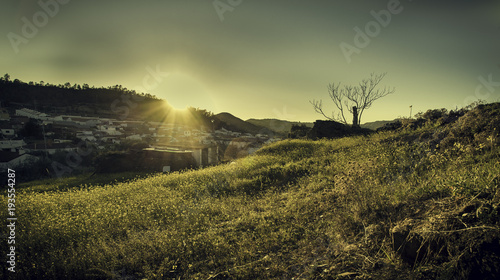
[309,99,335,121]
[312,73,394,125]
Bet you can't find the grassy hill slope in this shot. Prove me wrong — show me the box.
[2,104,500,279]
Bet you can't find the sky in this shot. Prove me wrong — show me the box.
[1,0,499,123]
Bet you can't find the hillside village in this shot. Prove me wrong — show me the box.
[0,106,281,177]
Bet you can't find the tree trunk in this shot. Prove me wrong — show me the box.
[352,106,359,128]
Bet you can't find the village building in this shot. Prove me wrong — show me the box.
[0,108,10,121]
[15,108,49,120]
[97,125,123,136]
[9,116,30,130]
[0,139,26,150]
[52,115,100,127]
[53,139,73,144]
[0,123,16,138]
[24,142,79,155]
[0,150,39,169]
[126,134,143,141]
[76,131,97,142]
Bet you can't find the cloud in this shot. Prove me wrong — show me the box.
[1,0,498,121]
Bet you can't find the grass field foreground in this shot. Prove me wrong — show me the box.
[1,104,500,279]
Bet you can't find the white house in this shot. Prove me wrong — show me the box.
[0,140,26,150]
[215,128,231,136]
[53,139,72,144]
[76,131,97,142]
[15,108,49,120]
[52,115,99,127]
[126,134,143,141]
[201,139,213,145]
[98,125,123,136]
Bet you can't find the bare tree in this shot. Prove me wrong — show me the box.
[310,73,394,127]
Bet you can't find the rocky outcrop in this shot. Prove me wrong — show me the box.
[306,120,370,140]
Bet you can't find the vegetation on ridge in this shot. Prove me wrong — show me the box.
[1,103,499,279]
[0,74,215,127]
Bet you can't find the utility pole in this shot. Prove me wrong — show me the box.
[42,122,48,159]
[409,105,413,119]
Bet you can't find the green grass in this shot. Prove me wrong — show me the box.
[15,172,156,193]
[1,124,499,279]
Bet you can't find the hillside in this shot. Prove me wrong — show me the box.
[361,120,394,131]
[0,77,163,119]
[246,118,314,134]
[0,77,214,127]
[2,103,499,279]
[214,112,271,135]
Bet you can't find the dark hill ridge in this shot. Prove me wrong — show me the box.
[214,112,272,135]
[0,77,169,121]
[0,77,215,128]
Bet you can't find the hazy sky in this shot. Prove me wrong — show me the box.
[1,0,499,123]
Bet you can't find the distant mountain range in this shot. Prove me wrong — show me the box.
[217,114,394,136]
[360,120,395,131]
[214,113,273,135]
[246,119,313,134]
